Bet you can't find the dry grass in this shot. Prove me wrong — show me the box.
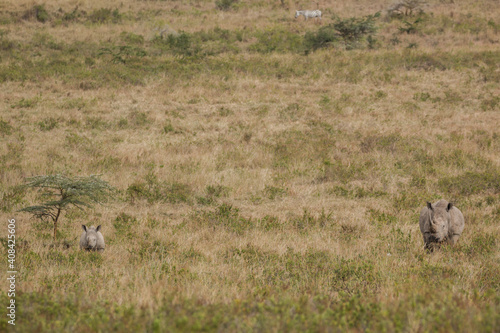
[0,0,499,331]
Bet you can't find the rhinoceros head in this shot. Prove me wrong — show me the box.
[82,225,100,249]
[427,201,452,242]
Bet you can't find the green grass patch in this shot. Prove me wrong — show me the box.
[126,171,192,204]
[193,203,253,234]
[4,290,498,332]
[439,170,500,196]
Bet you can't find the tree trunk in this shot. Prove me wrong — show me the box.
[54,207,61,241]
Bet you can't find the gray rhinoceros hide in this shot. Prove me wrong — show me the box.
[79,225,105,252]
[419,199,464,251]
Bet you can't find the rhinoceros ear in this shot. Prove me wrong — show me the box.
[96,225,101,232]
[427,202,433,210]
[446,202,453,211]
[82,225,87,232]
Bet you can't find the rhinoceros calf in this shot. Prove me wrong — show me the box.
[419,199,464,251]
[80,225,105,252]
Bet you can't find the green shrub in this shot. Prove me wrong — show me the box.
[304,13,380,52]
[398,17,424,34]
[304,25,339,52]
[61,6,85,22]
[215,0,238,11]
[153,32,201,57]
[22,5,50,23]
[35,5,50,22]
[88,8,121,24]
[168,32,198,56]
[333,12,380,49]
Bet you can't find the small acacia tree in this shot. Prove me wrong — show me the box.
[332,12,380,49]
[19,174,115,240]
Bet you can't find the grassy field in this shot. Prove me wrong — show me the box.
[0,0,499,331]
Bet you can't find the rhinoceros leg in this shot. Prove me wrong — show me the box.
[448,234,460,245]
